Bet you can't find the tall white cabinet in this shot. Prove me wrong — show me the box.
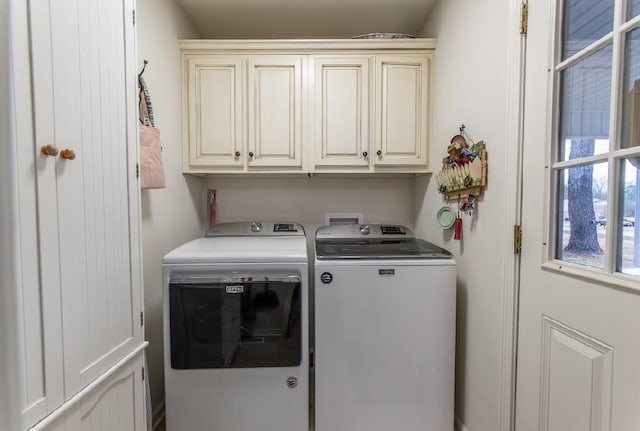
[11,0,146,429]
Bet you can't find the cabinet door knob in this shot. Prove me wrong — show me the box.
[376,150,382,157]
[235,151,241,157]
[60,148,76,160]
[40,144,59,157]
[362,151,368,157]
[248,152,254,158]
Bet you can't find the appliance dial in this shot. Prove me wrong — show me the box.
[251,222,263,232]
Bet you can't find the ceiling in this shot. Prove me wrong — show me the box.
[175,0,438,39]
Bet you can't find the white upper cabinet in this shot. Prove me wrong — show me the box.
[184,56,244,170]
[247,56,304,169]
[180,39,435,175]
[375,55,431,167]
[312,56,371,170]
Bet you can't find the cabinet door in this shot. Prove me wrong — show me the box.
[375,55,430,167]
[185,56,244,170]
[65,355,146,431]
[42,355,146,431]
[15,0,65,426]
[247,56,303,169]
[30,0,143,401]
[312,57,371,169]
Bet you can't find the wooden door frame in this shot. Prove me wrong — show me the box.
[497,1,528,431]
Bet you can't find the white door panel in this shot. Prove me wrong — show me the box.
[516,1,640,430]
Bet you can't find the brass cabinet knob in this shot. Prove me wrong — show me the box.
[60,148,76,160]
[248,152,254,158]
[40,144,59,157]
[235,151,241,157]
[376,150,382,156]
[362,151,368,157]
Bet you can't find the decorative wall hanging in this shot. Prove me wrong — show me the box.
[435,125,488,240]
[436,125,488,200]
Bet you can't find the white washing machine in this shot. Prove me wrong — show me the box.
[163,221,309,431]
[314,224,456,431]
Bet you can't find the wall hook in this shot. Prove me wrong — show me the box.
[138,60,148,78]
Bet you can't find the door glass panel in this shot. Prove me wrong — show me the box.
[556,163,608,269]
[621,28,640,150]
[559,45,613,161]
[618,159,640,274]
[169,279,301,369]
[628,0,640,21]
[562,0,614,59]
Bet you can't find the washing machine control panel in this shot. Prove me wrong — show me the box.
[206,221,305,237]
[380,225,406,235]
[274,223,298,232]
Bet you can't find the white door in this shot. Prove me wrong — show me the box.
[516,1,640,430]
[311,56,371,169]
[247,56,304,169]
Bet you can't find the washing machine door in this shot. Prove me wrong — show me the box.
[169,275,301,369]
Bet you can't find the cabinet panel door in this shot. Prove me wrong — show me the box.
[247,56,303,168]
[17,0,65,425]
[312,57,371,169]
[73,356,145,431]
[60,355,145,431]
[375,56,430,167]
[31,0,143,399]
[185,56,244,169]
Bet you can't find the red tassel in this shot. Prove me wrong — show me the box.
[454,217,462,240]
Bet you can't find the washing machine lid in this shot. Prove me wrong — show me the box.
[315,224,452,259]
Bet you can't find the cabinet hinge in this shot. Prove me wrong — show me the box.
[136,163,139,179]
[132,9,136,26]
[520,2,528,35]
[514,225,523,255]
[140,311,144,327]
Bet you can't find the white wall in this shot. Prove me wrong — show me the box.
[416,1,515,430]
[204,176,416,235]
[136,0,201,420]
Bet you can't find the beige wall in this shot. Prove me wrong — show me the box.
[204,176,415,237]
[416,1,515,430]
[136,0,202,421]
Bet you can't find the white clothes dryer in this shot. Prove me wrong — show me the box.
[313,224,456,431]
[163,222,309,431]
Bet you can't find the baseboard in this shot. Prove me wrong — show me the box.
[152,399,165,430]
[455,415,471,431]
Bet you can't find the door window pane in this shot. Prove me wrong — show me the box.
[628,0,640,21]
[618,159,640,274]
[556,163,608,269]
[562,0,614,59]
[559,45,612,161]
[621,28,640,150]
